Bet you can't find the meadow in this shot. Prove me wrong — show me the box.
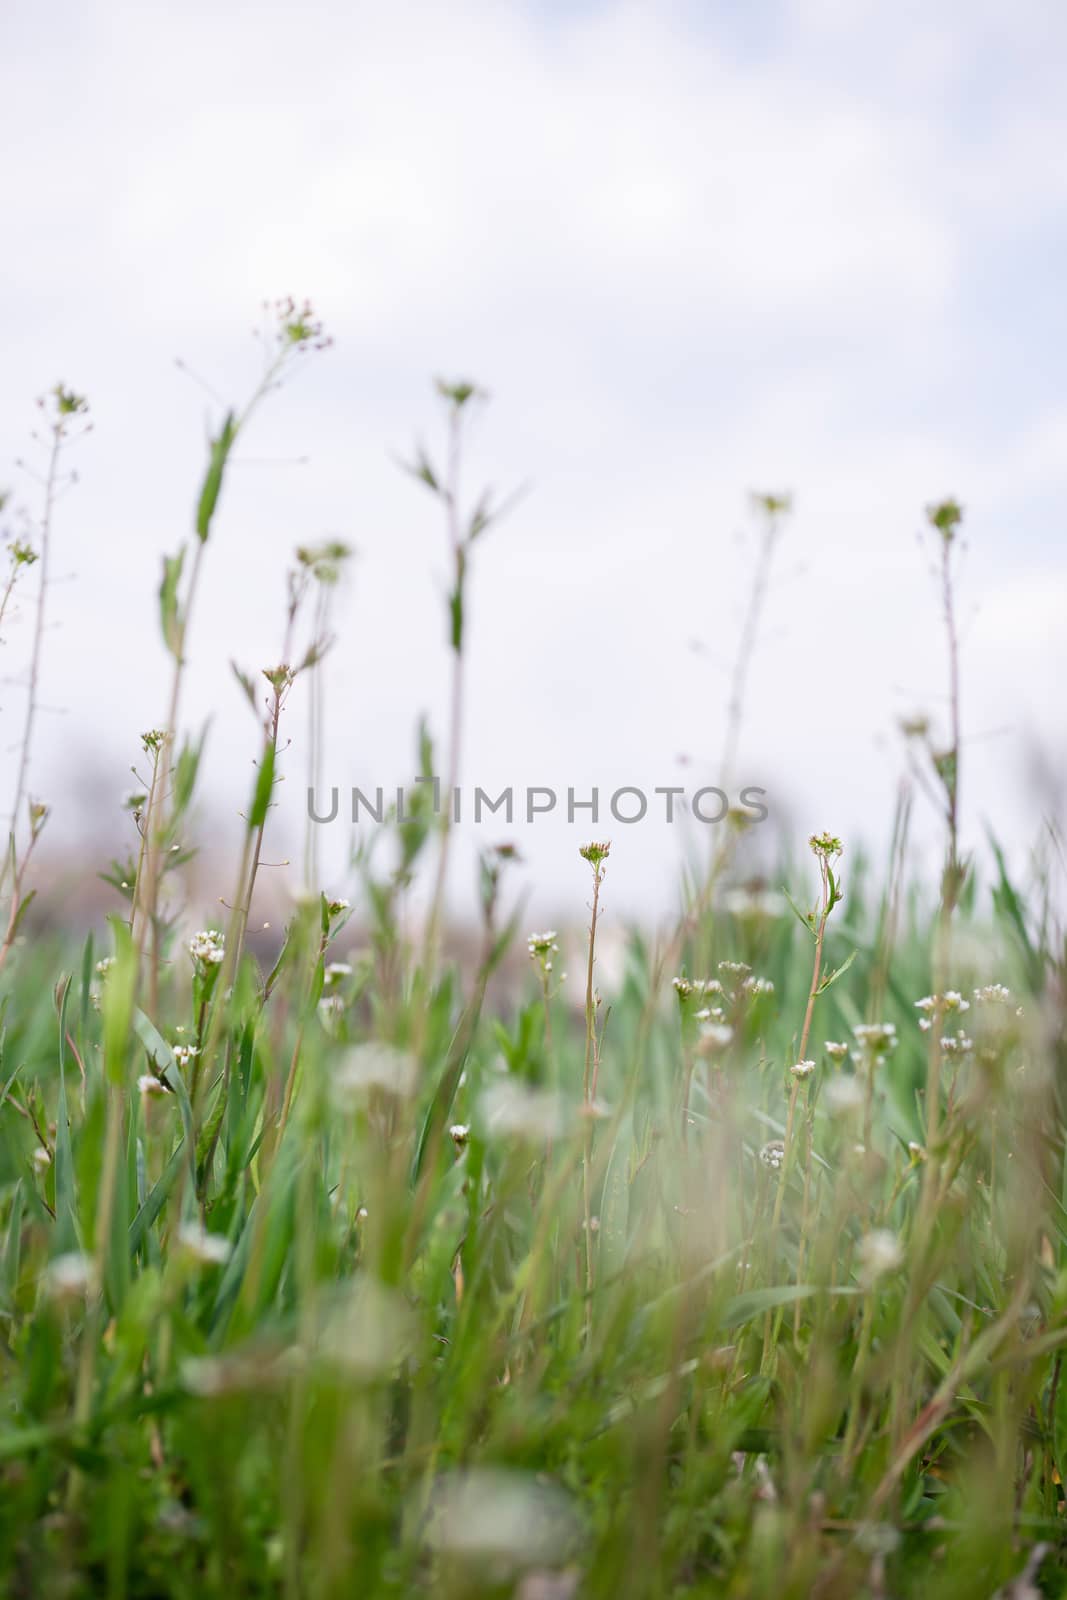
[0,305,1064,1598]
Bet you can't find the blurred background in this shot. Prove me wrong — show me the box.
[1,0,1065,929]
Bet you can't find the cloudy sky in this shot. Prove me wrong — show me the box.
[2,0,1065,922]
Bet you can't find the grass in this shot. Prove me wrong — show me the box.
[0,313,1065,1598]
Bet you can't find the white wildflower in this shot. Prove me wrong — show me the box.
[852,1022,897,1055]
[857,1229,904,1286]
[318,994,345,1035]
[334,1043,418,1102]
[477,1079,564,1143]
[44,1252,97,1303]
[189,929,225,970]
[759,1139,786,1172]
[697,1022,734,1055]
[824,1041,849,1062]
[425,1469,578,1571]
[824,1076,864,1116]
[176,1223,232,1267]
[790,1059,816,1081]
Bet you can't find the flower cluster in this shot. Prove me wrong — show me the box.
[824,1076,864,1116]
[824,1040,849,1063]
[718,961,750,978]
[578,840,611,869]
[915,991,969,1031]
[697,1022,734,1056]
[926,498,964,543]
[270,295,331,354]
[809,832,843,858]
[973,983,1012,1005]
[858,1229,903,1286]
[528,930,559,970]
[852,1022,897,1057]
[318,994,346,1034]
[189,928,225,972]
[673,976,724,1002]
[759,1140,786,1172]
[790,1059,816,1081]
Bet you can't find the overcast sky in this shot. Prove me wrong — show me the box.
[2,0,1065,924]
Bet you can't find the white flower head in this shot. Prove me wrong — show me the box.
[852,1022,897,1056]
[759,1139,786,1172]
[742,975,775,998]
[697,1022,734,1056]
[318,994,346,1035]
[824,1041,849,1062]
[790,1059,816,1081]
[425,1469,578,1571]
[176,1223,232,1267]
[858,1229,904,1287]
[189,929,225,971]
[44,1252,98,1303]
[333,1043,418,1103]
[824,1075,864,1116]
[477,1079,564,1143]
[718,960,751,978]
[974,984,1012,1005]
[138,1074,167,1098]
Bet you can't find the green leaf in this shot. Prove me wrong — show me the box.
[101,922,138,1088]
[783,888,816,936]
[172,724,209,819]
[448,580,464,654]
[248,741,276,831]
[159,548,185,657]
[1,1181,24,1309]
[53,981,78,1246]
[7,889,36,944]
[231,661,258,711]
[195,410,238,543]
[816,949,858,995]
[722,1284,858,1328]
[132,1011,196,1173]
